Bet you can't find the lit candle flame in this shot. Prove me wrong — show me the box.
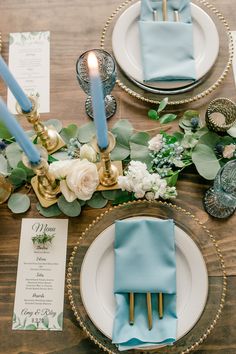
[87,52,99,76]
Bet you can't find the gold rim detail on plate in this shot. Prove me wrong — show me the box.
[67,200,227,354]
[100,0,234,105]
[0,32,2,53]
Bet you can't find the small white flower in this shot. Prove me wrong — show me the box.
[148,134,163,152]
[118,160,176,201]
[80,144,97,162]
[49,159,77,179]
[145,192,155,201]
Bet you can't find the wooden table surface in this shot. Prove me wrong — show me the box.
[0,0,236,353]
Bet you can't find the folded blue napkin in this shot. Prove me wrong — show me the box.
[139,0,196,81]
[112,219,177,351]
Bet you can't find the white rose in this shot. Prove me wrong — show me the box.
[80,144,97,162]
[66,159,99,200]
[49,159,77,179]
[148,134,163,152]
[60,180,77,202]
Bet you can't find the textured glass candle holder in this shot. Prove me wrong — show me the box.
[203,160,236,218]
[76,49,117,119]
[205,98,236,133]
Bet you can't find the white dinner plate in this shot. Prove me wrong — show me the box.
[112,1,219,90]
[80,216,208,349]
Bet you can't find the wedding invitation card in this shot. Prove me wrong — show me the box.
[12,218,68,331]
[7,31,50,114]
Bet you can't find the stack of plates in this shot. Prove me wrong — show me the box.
[80,216,208,350]
[112,1,220,94]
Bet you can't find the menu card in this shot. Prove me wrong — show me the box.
[7,31,50,114]
[12,218,68,331]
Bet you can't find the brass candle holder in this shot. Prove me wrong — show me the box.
[22,147,60,208]
[16,96,65,154]
[91,132,123,190]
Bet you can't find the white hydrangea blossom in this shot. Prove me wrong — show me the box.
[118,161,177,200]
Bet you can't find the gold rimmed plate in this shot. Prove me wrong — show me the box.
[100,0,233,105]
[67,201,227,354]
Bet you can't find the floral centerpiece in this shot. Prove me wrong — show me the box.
[1,98,236,217]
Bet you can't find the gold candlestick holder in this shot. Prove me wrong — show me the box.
[91,132,123,190]
[22,147,60,208]
[16,96,65,154]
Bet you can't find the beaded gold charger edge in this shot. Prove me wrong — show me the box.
[100,0,233,106]
[67,200,227,354]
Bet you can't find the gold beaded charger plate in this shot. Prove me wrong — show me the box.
[100,0,233,105]
[67,201,227,354]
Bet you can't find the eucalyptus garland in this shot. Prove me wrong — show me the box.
[1,98,236,217]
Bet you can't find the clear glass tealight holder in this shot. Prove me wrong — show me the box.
[76,49,117,119]
[203,160,236,218]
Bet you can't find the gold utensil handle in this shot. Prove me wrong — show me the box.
[146,292,153,330]
[162,0,168,21]
[158,293,164,319]
[129,292,134,325]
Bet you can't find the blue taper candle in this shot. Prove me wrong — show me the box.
[0,55,32,112]
[0,97,40,164]
[87,52,108,150]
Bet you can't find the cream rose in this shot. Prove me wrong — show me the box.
[49,159,77,179]
[66,159,99,200]
[80,144,97,162]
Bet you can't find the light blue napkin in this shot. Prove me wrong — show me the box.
[139,0,196,81]
[112,219,177,351]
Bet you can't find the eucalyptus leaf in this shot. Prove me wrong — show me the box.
[9,168,27,187]
[101,190,122,201]
[183,110,199,118]
[112,191,135,205]
[77,122,96,143]
[160,114,177,124]
[5,142,22,168]
[0,155,10,176]
[130,142,153,170]
[198,132,221,148]
[110,143,130,161]
[111,120,133,148]
[78,199,86,206]
[87,192,108,208]
[36,203,62,217]
[44,119,63,133]
[60,124,78,144]
[17,161,34,178]
[148,109,159,120]
[57,196,81,217]
[8,193,31,213]
[192,143,221,180]
[166,173,179,187]
[157,97,168,113]
[130,132,150,146]
[181,133,198,149]
[172,132,184,142]
[0,121,12,139]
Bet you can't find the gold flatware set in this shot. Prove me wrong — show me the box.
[152,0,180,22]
[129,292,164,330]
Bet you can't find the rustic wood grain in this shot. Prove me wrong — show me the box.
[0,0,236,353]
